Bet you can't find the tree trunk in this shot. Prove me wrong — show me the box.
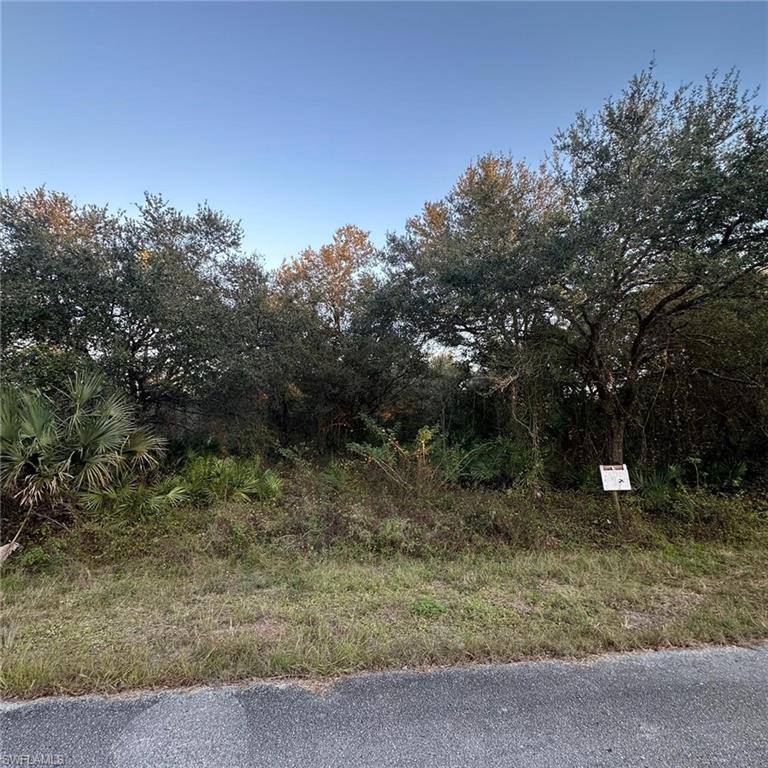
[606,416,626,464]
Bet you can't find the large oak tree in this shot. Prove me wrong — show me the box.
[552,68,768,462]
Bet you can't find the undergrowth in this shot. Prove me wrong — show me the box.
[2,456,766,699]
[11,457,766,571]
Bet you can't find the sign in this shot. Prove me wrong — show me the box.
[599,464,631,492]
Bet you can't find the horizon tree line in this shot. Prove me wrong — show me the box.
[2,67,767,487]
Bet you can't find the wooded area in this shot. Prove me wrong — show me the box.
[2,68,767,509]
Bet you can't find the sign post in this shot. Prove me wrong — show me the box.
[599,464,631,528]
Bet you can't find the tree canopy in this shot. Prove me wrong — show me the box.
[2,67,767,485]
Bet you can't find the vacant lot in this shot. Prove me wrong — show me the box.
[3,534,766,699]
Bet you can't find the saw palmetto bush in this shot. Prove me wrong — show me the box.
[175,454,283,505]
[1,372,169,523]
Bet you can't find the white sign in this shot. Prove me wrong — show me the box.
[599,464,631,492]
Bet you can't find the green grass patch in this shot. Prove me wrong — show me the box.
[2,537,767,698]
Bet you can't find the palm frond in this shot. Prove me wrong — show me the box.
[1,375,166,514]
[122,430,166,468]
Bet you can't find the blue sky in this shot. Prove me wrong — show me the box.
[3,2,766,267]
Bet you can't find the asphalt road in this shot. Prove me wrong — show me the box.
[2,645,767,767]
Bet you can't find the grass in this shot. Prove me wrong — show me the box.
[2,536,767,698]
[2,466,766,699]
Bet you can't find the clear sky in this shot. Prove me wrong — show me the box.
[3,2,766,267]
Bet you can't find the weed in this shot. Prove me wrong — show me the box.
[411,597,448,618]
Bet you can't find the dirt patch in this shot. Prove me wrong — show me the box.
[621,589,708,630]
[375,605,408,623]
[491,593,541,615]
[622,610,657,629]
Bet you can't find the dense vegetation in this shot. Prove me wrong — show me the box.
[1,68,767,553]
[2,67,768,698]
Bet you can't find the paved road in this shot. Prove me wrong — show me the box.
[2,645,767,767]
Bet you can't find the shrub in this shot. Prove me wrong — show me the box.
[348,420,438,490]
[205,503,263,557]
[318,460,353,492]
[374,516,419,554]
[1,373,166,530]
[435,437,539,488]
[80,477,188,521]
[705,461,748,492]
[635,468,683,513]
[665,490,764,540]
[175,455,282,505]
[348,418,535,491]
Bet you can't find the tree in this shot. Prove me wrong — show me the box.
[0,189,114,373]
[1,190,243,424]
[3,68,765,478]
[551,68,768,463]
[276,224,376,333]
[275,226,424,447]
[197,255,284,451]
[628,275,768,478]
[387,155,566,481]
[101,194,242,414]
